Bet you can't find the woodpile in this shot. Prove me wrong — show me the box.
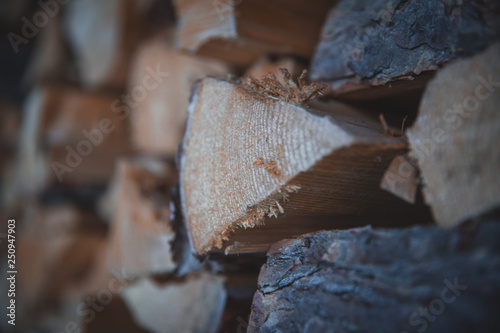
[1,1,499,332]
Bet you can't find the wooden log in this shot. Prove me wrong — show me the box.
[14,85,130,193]
[84,296,149,333]
[180,76,430,255]
[407,42,500,228]
[129,38,230,156]
[248,221,500,333]
[24,17,76,87]
[107,158,178,276]
[62,0,145,89]
[16,204,110,332]
[122,272,226,333]
[173,0,333,65]
[310,0,499,101]
[380,154,419,204]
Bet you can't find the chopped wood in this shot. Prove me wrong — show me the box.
[13,86,130,193]
[407,42,500,227]
[16,205,110,332]
[108,158,178,276]
[244,56,303,86]
[180,78,430,255]
[173,0,333,65]
[62,0,145,89]
[242,68,328,105]
[310,0,499,101]
[122,273,226,333]
[380,154,419,204]
[248,221,500,332]
[129,38,230,156]
[24,17,76,86]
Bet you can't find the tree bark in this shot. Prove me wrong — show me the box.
[249,221,500,333]
[310,0,499,101]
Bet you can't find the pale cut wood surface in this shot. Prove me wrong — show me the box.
[108,158,178,276]
[407,43,500,227]
[380,154,419,204]
[122,273,226,333]
[63,0,144,88]
[180,78,429,255]
[130,38,230,156]
[174,0,333,65]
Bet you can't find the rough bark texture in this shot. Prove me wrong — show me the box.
[173,0,333,65]
[310,0,499,100]
[407,42,500,227]
[107,158,178,276]
[248,221,500,333]
[129,37,230,156]
[122,272,226,333]
[180,78,430,255]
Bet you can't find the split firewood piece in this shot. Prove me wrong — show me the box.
[248,221,500,332]
[14,85,130,192]
[310,0,499,101]
[380,154,419,204]
[15,204,110,332]
[62,0,145,89]
[129,38,230,156]
[23,17,76,87]
[107,158,178,276]
[122,272,226,333]
[407,42,500,228]
[180,75,429,255]
[173,0,333,65]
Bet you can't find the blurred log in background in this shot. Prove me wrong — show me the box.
[0,0,499,332]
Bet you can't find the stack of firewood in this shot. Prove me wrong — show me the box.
[1,0,500,332]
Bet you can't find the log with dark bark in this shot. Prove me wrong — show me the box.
[248,221,500,333]
[407,42,500,228]
[173,0,333,65]
[310,0,499,102]
[180,77,430,255]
